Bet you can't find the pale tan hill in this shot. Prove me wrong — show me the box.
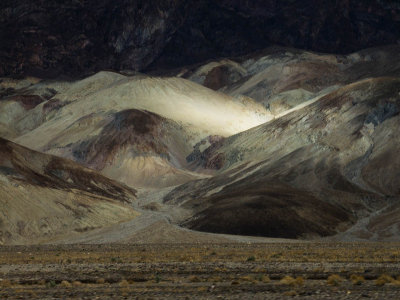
[6,72,271,141]
[60,108,207,188]
[0,72,270,188]
[176,46,400,117]
[0,138,138,245]
[164,77,400,240]
[2,47,400,242]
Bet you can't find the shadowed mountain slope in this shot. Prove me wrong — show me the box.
[1,0,399,76]
[164,77,400,240]
[0,137,138,244]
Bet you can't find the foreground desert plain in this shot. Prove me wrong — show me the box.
[1,243,400,299]
[1,46,400,298]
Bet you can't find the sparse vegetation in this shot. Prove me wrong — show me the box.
[189,275,201,282]
[60,280,71,288]
[375,274,395,286]
[0,244,399,298]
[119,279,129,287]
[211,275,222,283]
[350,274,365,285]
[294,276,305,286]
[239,275,257,283]
[0,279,12,287]
[1,243,400,265]
[284,290,298,296]
[46,280,57,288]
[246,255,256,262]
[327,274,344,286]
[96,278,106,284]
[279,276,304,286]
[155,275,162,283]
[256,274,270,283]
[38,280,46,286]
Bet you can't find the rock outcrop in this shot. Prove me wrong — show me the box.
[1,0,399,77]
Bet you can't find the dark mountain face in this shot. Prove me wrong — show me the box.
[1,0,399,77]
[0,0,188,77]
[150,0,400,70]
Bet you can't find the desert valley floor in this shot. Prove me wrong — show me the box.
[1,243,400,299]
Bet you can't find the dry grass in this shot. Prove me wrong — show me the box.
[284,290,298,296]
[196,286,207,292]
[72,281,82,287]
[327,274,344,286]
[279,276,304,286]
[239,275,258,284]
[119,279,129,287]
[0,279,12,287]
[188,275,201,282]
[1,243,399,265]
[60,280,71,288]
[257,275,271,283]
[96,278,106,284]
[210,275,223,282]
[375,274,395,286]
[0,243,399,299]
[38,280,46,286]
[350,274,365,285]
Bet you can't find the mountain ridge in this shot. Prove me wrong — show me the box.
[1,0,399,77]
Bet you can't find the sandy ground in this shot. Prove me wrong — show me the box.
[50,186,300,245]
[0,243,399,299]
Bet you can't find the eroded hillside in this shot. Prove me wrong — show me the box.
[0,138,138,244]
[0,46,399,243]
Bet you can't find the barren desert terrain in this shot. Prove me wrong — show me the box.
[1,243,400,299]
[1,2,400,298]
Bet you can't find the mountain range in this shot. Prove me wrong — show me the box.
[1,44,399,244]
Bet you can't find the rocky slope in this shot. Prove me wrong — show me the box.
[0,137,138,245]
[1,46,400,243]
[166,76,400,240]
[0,72,269,188]
[176,45,400,114]
[1,0,399,77]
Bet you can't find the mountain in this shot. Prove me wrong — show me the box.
[175,45,400,113]
[164,76,400,240]
[1,45,399,243]
[1,0,399,77]
[0,137,137,245]
[1,72,269,188]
